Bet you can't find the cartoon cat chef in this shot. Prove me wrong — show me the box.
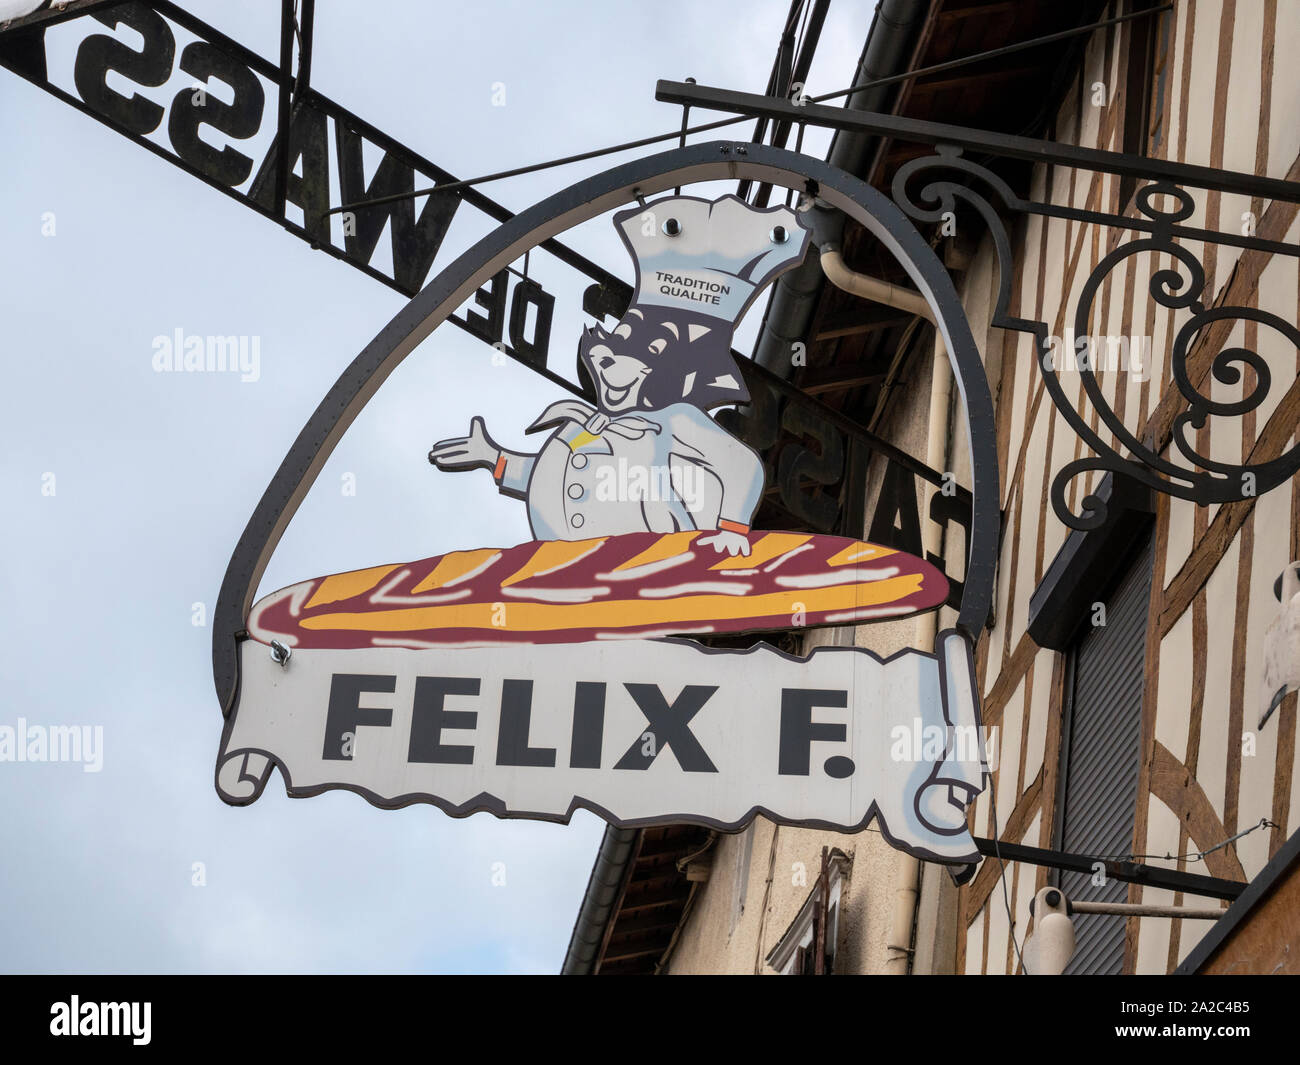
[429,194,811,557]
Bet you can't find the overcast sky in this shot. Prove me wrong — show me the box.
[0,0,875,973]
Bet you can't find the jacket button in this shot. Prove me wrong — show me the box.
[571,513,585,529]
[571,453,588,470]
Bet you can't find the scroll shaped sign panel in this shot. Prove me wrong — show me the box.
[213,143,1001,866]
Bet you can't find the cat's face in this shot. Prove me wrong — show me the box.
[579,308,745,413]
[584,344,650,412]
[579,318,660,413]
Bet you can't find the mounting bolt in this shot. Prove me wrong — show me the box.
[770,225,789,244]
[270,639,292,668]
[735,144,747,155]
[720,145,731,155]
[662,217,681,237]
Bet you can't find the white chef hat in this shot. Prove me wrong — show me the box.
[614,194,812,326]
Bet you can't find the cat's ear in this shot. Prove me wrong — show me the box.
[580,324,611,355]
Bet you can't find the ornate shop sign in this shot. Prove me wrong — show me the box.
[210,144,1002,866]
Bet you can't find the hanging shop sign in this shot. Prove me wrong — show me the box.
[210,142,1001,866]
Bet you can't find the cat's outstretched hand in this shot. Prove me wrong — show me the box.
[429,416,499,471]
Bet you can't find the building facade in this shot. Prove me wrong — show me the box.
[565,0,1300,975]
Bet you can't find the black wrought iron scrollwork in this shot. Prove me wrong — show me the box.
[892,146,1040,338]
[892,151,1300,531]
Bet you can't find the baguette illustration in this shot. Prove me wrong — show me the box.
[248,530,948,649]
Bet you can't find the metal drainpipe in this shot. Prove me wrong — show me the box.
[817,246,952,975]
[888,352,952,974]
[820,247,934,323]
[747,0,931,966]
[753,0,928,376]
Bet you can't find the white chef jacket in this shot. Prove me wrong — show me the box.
[494,401,765,541]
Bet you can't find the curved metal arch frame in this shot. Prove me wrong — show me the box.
[211,140,1001,716]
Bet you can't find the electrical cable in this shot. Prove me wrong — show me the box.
[792,0,812,78]
[861,765,1028,974]
[1099,817,1278,866]
[323,3,1173,219]
[985,769,1029,975]
[752,824,780,974]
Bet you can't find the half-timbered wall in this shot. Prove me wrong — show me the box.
[957,0,1300,974]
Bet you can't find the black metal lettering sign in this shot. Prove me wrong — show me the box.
[0,0,588,383]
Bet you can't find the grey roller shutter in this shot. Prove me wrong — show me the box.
[1057,536,1153,975]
